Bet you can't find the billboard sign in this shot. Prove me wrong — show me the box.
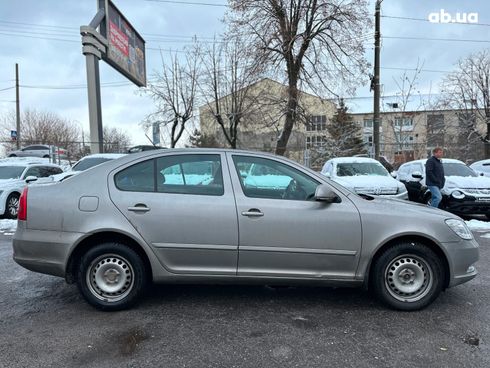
[98,0,146,87]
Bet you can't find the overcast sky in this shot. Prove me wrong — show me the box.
[0,0,489,146]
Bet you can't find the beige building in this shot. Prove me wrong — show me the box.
[199,78,337,165]
[352,109,487,166]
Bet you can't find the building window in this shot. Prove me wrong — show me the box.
[394,117,413,127]
[363,119,373,128]
[306,115,327,131]
[306,135,327,149]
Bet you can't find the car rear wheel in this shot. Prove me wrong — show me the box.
[77,243,147,311]
[371,241,444,311]
[5,193,20,219]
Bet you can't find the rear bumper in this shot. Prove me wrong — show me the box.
[12,222,82,278]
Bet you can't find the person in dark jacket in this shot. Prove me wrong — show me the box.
[426,147,445,208]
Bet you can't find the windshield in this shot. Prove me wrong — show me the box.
[336,162,389,177]
[0,166,25,179]
[72,157,113,171]
[443,162,477,177]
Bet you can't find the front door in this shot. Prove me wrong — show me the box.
[227,153,362,279]
[108,152,239,275]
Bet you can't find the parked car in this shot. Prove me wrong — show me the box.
[7,145,67,159]
[13,149,478,311]
[51,153,126,181]
[470,159,490,177]
[127,145,165,154]
[397,158,490,216]
[320,157,408,199]
[0,158,63,218]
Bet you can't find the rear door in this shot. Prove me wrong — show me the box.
[108,152,239,275]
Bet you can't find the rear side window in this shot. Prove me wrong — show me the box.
[115,160,155,192]
[156,154,223,196]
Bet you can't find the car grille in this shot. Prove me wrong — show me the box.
[354,187,398,195]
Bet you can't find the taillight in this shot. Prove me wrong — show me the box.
[18,187,28,221]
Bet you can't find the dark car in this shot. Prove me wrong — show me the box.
[127,145,165,154]
[397,158,490,217]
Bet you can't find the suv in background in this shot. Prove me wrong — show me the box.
[7,145,67,159]
[397,158,490,217]
[0,158,63,218]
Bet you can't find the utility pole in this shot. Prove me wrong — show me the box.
[373,0,382,160]
[15,63,20,149]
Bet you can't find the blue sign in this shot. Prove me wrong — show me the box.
[10,130,17,139]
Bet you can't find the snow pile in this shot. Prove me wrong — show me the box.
[0,219,17,232]
[465,220,490,231]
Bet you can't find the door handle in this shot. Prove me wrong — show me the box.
[241,209,264,217]
[128,205,150,212]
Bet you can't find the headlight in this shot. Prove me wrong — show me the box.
[445,219,473,240]
[451,190,465,199]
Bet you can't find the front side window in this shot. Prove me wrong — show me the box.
[157,154,223,196]
[233,155,319,200]
[24,167,42,178]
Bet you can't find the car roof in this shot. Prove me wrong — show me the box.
[328,157,381,164]
[0,157,60,167]
[79,153,126,160]
[400,158,465,167]
[470,159,490,166]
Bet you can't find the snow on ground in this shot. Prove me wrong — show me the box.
[0,219,17,232]
[465,219,490,231]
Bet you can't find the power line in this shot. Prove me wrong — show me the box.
[381,67,449,74]
[382,15,490,27]
[144,0,227,7]
[383,35,490,44]
[0,86,15,92]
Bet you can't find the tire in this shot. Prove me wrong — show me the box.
[77,242,147,311]
[371,241,444,311]
[5,193,20,219]
[42,155,49,158]
[8,154,16,157]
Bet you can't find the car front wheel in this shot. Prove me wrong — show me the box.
[371,241,444,311]
[77,242,147,311]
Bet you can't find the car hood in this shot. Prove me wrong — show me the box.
[445,175,490,189]
[355,195,458,219]
[333,175,402,190]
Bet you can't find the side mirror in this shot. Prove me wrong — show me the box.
[323,172,331,178]
[25,176,38,183]
[412,171,423,180]
[390,171,397,178]
[314,184,340,203]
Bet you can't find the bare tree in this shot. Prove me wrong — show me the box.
[226,0,371,156]
[0,108,80,158]
[199,37,265,148]
[143,49,199,148]
[440,50,490,159]
[102,126,132,153]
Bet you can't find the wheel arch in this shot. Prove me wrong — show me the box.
[65,231,153,284]
[365,235,450,290]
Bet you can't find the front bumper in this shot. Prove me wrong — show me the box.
[443,195,490,215]
[443,237,479,288]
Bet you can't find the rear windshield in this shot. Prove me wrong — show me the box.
[0,166,25,179]
[73,157,113,171]
[336,162,388,177]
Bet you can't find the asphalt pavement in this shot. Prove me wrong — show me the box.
[0,231,489,368]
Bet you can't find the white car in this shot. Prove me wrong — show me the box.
[470,159,490,177]
[320,157,408,199]
[51,153,126,181]
[0,158,63,218]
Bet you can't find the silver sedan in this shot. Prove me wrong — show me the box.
[13,149,479,311]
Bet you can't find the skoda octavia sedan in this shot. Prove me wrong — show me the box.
[13,149,479,311]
